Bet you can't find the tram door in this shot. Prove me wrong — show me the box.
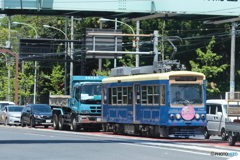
[133,83,141,122]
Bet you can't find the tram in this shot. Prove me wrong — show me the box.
[101,61,207,138]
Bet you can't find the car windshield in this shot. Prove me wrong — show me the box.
[32,105,51,112]
[8,106,24,112]
[171,84,203,105]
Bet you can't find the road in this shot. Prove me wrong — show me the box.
[0,125,239,160]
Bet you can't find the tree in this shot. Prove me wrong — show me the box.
[93,59,112,76]
[46,64,65,95]
[189,37,228,96]
[18,61,35,104]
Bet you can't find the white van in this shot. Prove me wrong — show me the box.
[205,99,238,140]
[0,101,15,110]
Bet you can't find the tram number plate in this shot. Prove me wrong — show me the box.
[97,118,101,122]
[46,120,51,123]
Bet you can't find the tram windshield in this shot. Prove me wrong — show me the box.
[171,84,203,105]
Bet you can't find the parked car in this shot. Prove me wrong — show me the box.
[21,104,53,128]
[0,101,15,110]
[205,99,238,141]
[0,105,24,126]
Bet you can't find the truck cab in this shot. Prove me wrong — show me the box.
[205,99,237,140]
[49,76,107,131]
[71,82,102,124]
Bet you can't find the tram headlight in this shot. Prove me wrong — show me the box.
[201,114,205,119]
[176,114,181,120]
[195,114,200,119]
[170,114,174,119]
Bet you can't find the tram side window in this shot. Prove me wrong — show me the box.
[108,88,112,104]
[153,85,159,105]
[141,86,147,105]
[123,87,128,105]
[141,85,159,106]
[147,86,153,105]
[128,87,132,105]
[160,84,166,105]
[117,87,122,105]
[112,88,117,105]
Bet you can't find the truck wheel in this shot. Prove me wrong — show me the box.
[72,117,80,131]
[228,133,236,146]
[221,129,228,141]
[204,128,210,139]
[58,115,64,130]
[53,114,59,130]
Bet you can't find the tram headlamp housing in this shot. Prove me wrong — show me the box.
[201,114,205,119]
[176,114,181,120]
[195,114,200,119]
[170,114,174,119]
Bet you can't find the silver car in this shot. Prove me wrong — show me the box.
[0,105,24,126]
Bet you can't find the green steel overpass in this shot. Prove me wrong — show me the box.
[1,0,240,21]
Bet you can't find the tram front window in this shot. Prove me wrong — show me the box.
[171,84,203,105]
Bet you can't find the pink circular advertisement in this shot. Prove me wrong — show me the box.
[181,106,195,120]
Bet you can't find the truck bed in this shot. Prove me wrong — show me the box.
[49,95,70,107]
[225,122,240,132]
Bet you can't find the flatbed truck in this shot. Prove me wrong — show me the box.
[224,92,240,146]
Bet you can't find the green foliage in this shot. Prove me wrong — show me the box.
[189,37,228,96]
[93,59,111,76]
[47,64,64,95]
[18,61,35,98]
[119,54,135,67]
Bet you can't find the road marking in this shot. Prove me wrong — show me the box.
[121,143,228,158]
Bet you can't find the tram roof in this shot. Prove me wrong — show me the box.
[102,71,205,83]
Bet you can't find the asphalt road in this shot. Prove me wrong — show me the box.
[0,125,236,160]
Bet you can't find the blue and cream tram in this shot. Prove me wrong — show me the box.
[101,68,207,138]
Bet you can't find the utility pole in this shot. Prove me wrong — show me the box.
[98,21,102,75]
[114,18,117,68]
[230,22,236,99]
[161,21,165,61]
[70,16,74,94]
[64,17,68,94]
[153,30,159,62]
[7,16,11,101]
[135,21,140,67]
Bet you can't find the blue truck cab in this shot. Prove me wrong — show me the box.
[49,76,107,131]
